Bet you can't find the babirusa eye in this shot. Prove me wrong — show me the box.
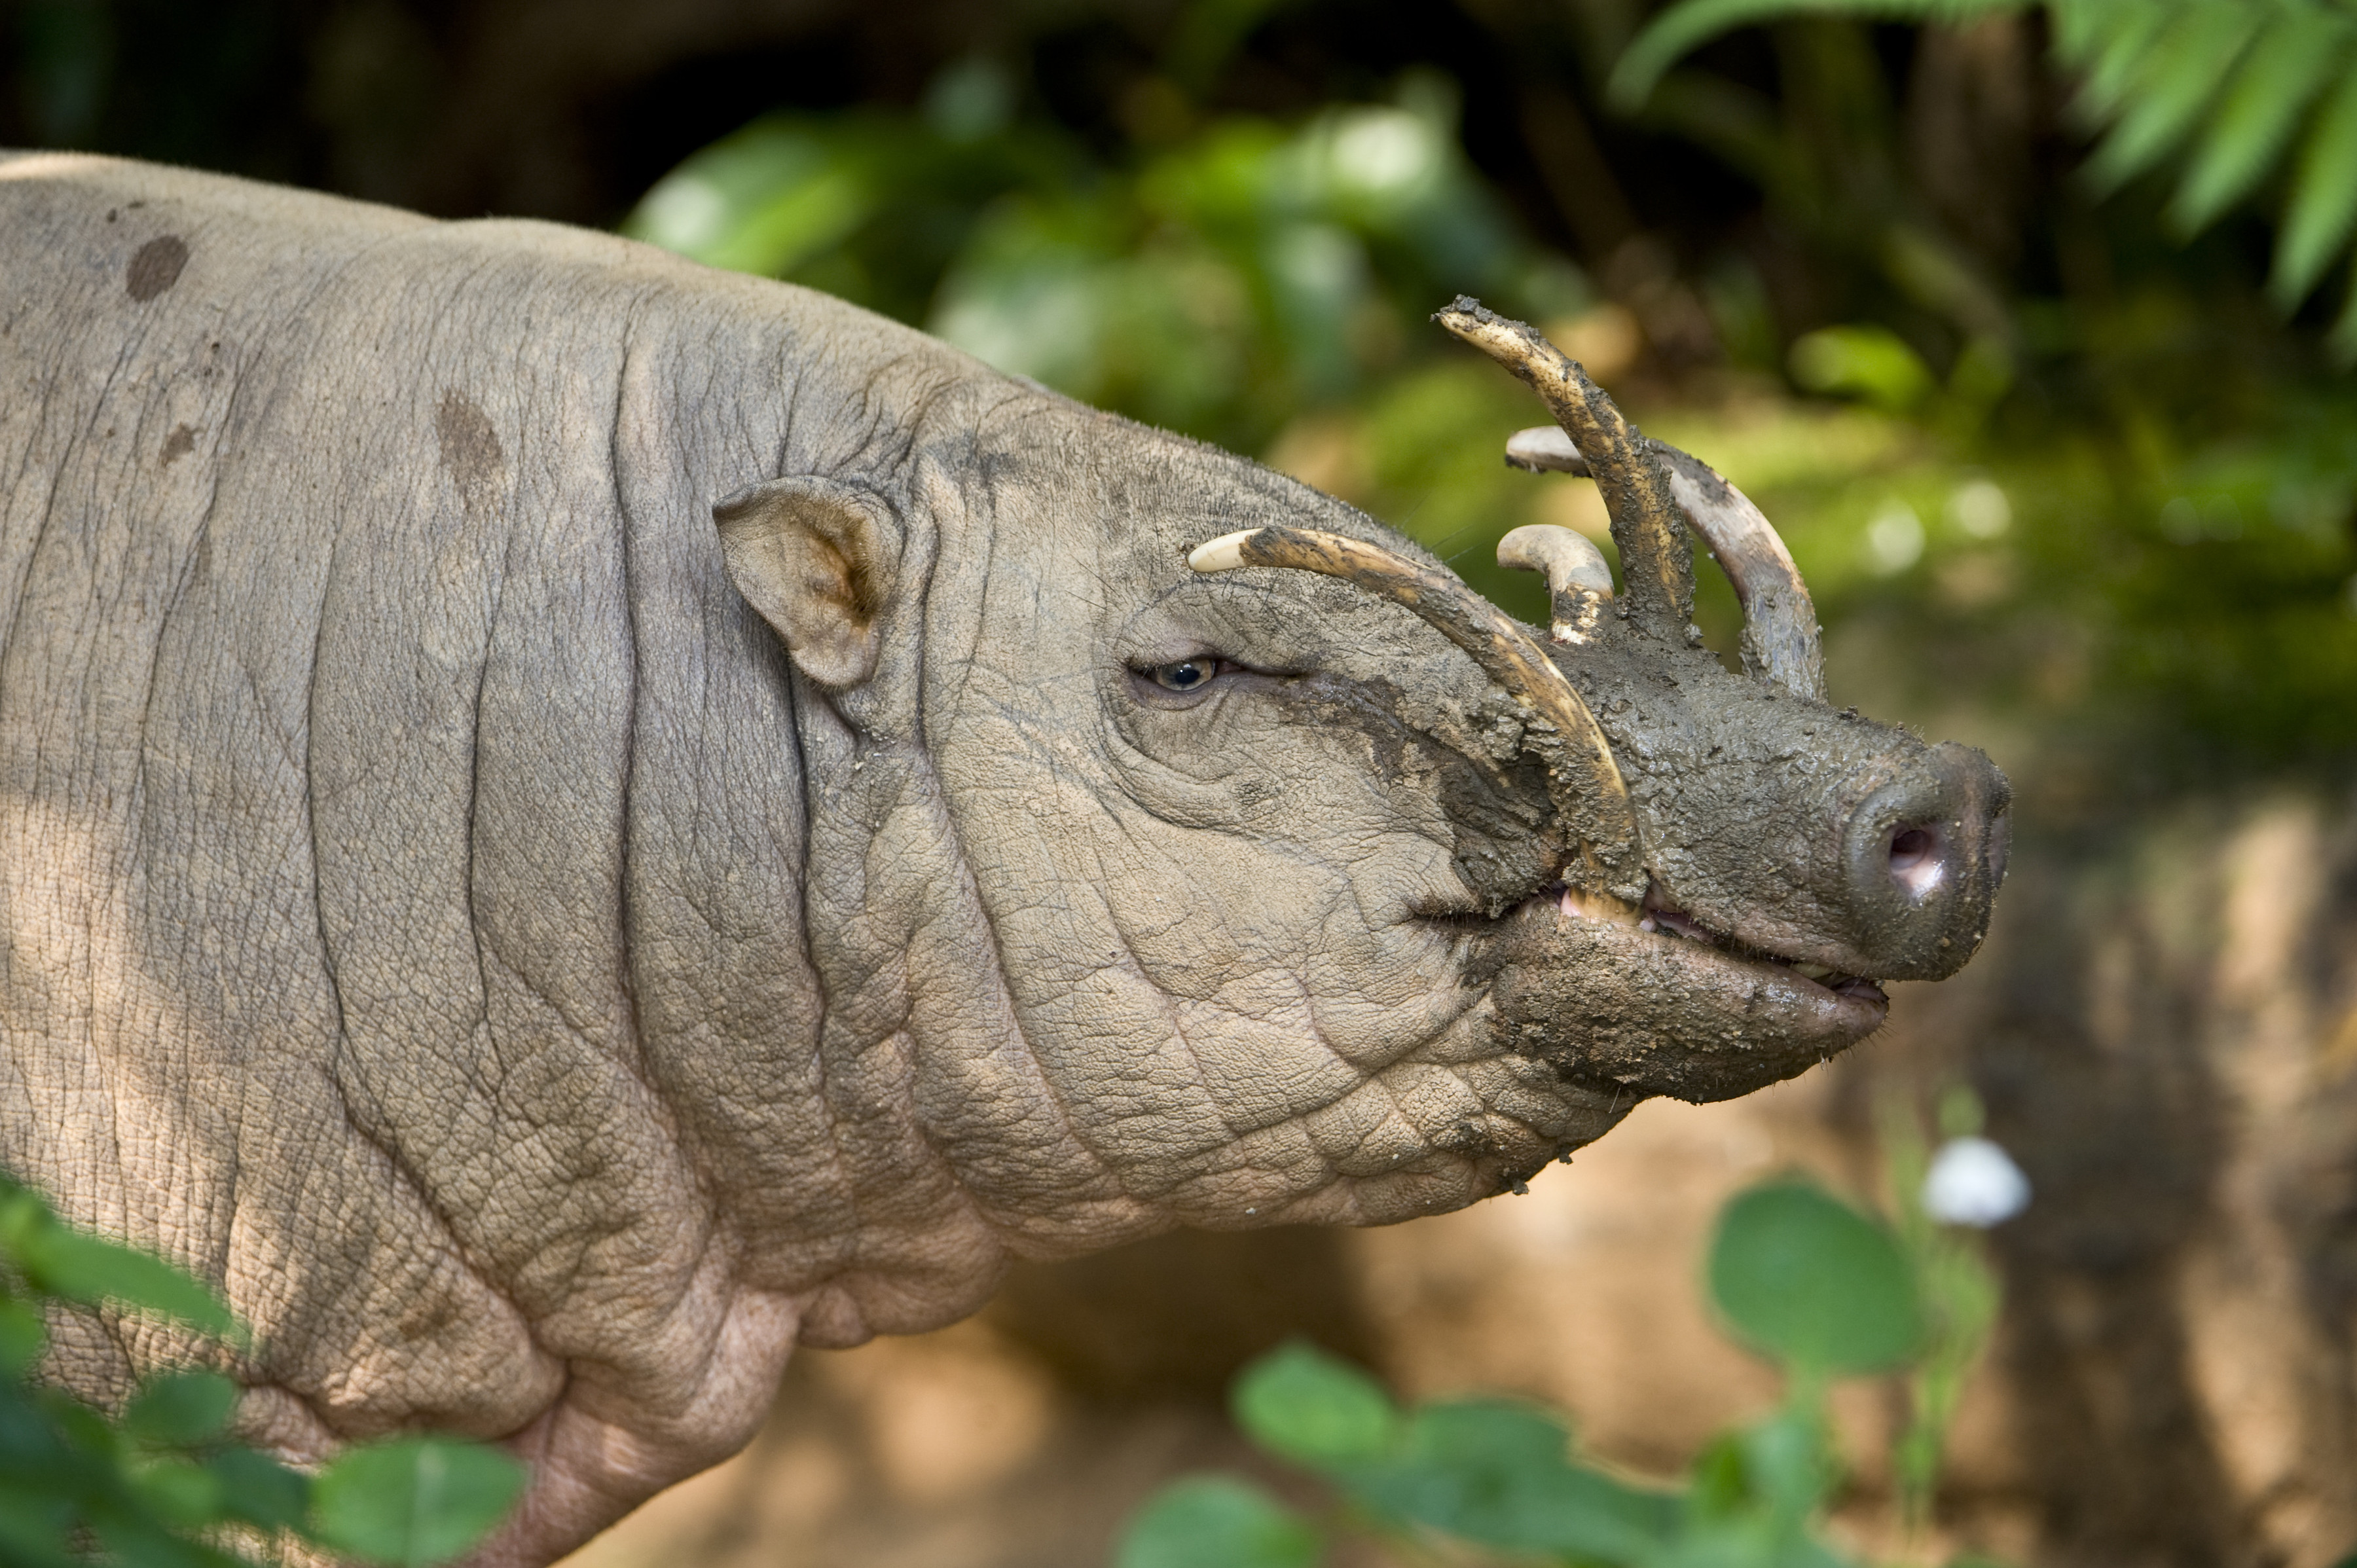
[1143,657,1222,691]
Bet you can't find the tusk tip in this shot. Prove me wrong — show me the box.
[1187,531,1258,574]
[1560,887,1644,926]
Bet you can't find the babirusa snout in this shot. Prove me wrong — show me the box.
[1836,740,2011,979]
[1188,525,1644,909]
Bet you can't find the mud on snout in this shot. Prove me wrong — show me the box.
[1478,900,1895,1104]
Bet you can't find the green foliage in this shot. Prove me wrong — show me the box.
[308,1440,527,1568]
[1112,1168,2010,1567]
[0,1173,524,1567]
[1228,1343,1401,1468]
[624,64,1585,454]
[1709,1182,1925,1378]
[1789,325,1937,412]
[1114,1477,1322,1568]
[1609,0,2017,115]
[1611,0,2357,350]
[1879,1091,2006,1531]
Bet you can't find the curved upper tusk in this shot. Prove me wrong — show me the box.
[1647,444,1826,702]
[1435,297,1694,642]
[1496,524,1613,648]
[1495,422,1827,702]
[1504,426,1589,475]
[1190,525,1643,909]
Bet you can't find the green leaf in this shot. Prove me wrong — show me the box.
[2169,7,2352,234]
[1349,1398,1681,1559]
[37,1386,121,1460]
[126,1456,227,1529]
[16,1225,236,1338]
[2064,0,2174,119]
[1683,1408,1841,1528]
[124,1372,240,1449]
[0,1186,48,1262]
[1606,0,2011,112]
[206,1445,313,1531]
[309,1436,526,1568]
[1788,325,1933,410]
[0,1297,47,1378]
[2273,69,2357,307]
[2330,256,2357,367]
[2041,0,2108,64]
[2081,1,2263,194]
[84,1508,240,1568]
[1689,1430,1750,1519]
[0,1479,77,1568]
[1230,1342,1401,1470]
[1708,1180,1924,1376]
[1112,1476,1323,1568]
[1738,1407,1836,1523]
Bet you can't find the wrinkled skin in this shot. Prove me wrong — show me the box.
[0,154,2005,1565]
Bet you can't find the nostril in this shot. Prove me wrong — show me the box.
[1889,824,1946,900]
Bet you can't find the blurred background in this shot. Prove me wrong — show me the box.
[9,0,2357,1562]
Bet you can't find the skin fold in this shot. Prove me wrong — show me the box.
[0,153,2003,1565]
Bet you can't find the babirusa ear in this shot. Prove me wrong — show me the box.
[714,477,901,689]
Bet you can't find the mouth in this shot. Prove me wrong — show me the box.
[1596,884,1890,1008]
[1467,877,1891,1104]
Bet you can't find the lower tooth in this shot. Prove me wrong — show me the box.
[1791,962,1833,981]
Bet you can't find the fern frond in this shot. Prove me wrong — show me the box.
[1607,0,2011,111]
[2330,253,2357,365]
[2081,2,2261,193]
[2041,0,2113,65]
[2169,6,2352,235]
[2272,68,2357,308]
[1611,0,2357,350]
[2049,0,2171,119]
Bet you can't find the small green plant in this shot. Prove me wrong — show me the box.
[1113,1125,2024,1568]
[1882,1089,2014,1535]
[0,1173,524,1567]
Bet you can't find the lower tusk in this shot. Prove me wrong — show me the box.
[1190,524,1644,907]
[1560,885,1641,926]
[1505,426,1589,475]
[1649,447,1825,702]
[1495,426,1826,701]
[1496,524,1613,646]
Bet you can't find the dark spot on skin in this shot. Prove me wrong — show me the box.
[434,390,504,513]
[126,236,189,302]
[105,209,118,223]
[160,425,196,467]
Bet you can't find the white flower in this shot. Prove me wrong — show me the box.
[1922,1135,2030,1228]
